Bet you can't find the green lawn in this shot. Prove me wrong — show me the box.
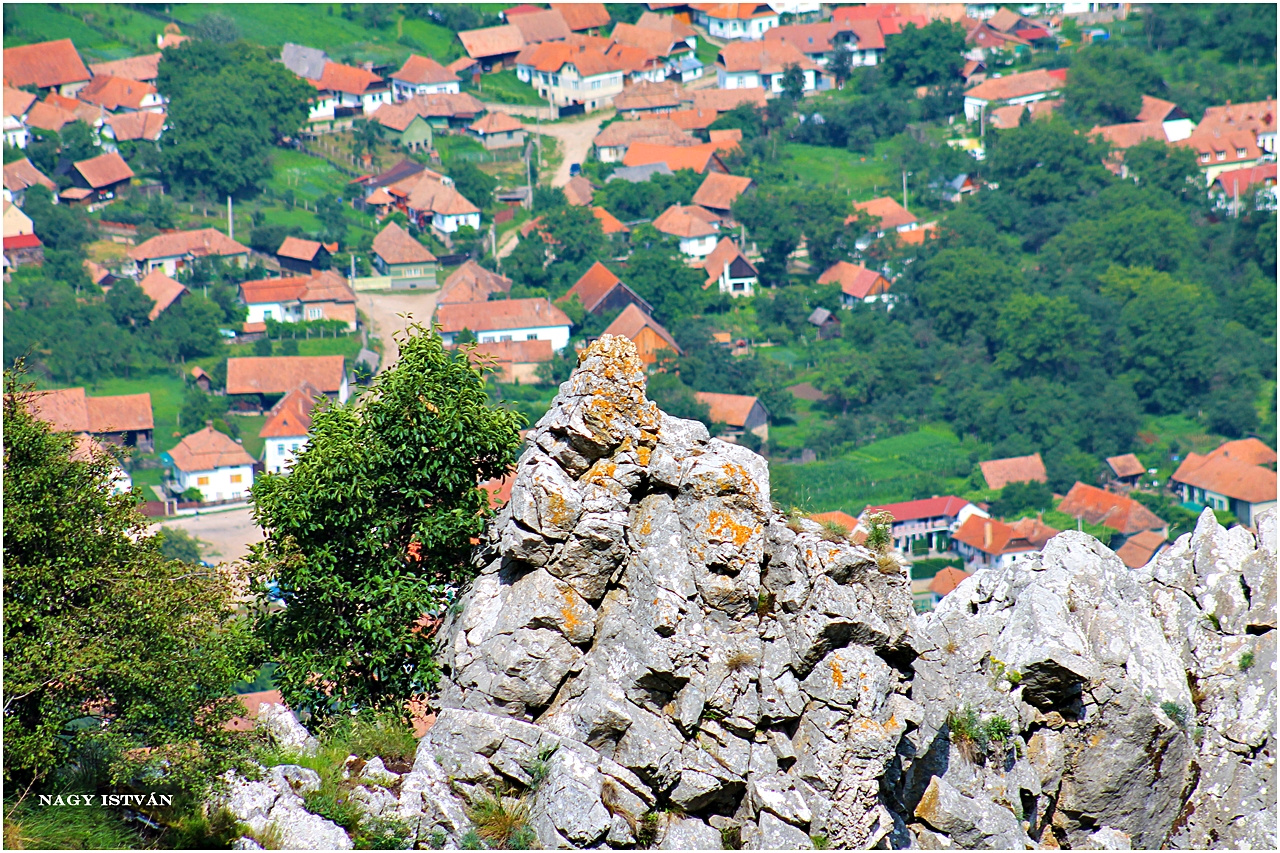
[219,334,363,363]
[400,17,464,62]
[266,150,352,203]
[695,38,721,69]
[172,4,406,65]
[469,70,547,107]
[783,143,896,198]
[81,371,189,455]
[235,414,269,459]
[2,3,159,59]
[769,426,978,514]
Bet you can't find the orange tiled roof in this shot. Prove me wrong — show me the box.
[613,80,687,112]
[810,510,858,533]
[636,10,696,39]
[469,111,525,135]
[239,275,313,306]
[551,3,612,31]
[392,54,460,86]
[372,221,437,265]
[666,107,721,131]
[700,237,756,288]
[623,141,724,173]
[277,236,324,262]
[1171,441,1278,505]
[371,102,425,133]
[3,158,55,194]
[1106,453,1146,479]
[23,99,78,133]
[3,86,36,118]
[25,387,153,435]
[764,22,844,54]
[313,62,384,96]
[929,566,972,596]
[694,391,762,427]
[1008,516,1060,548]
[463,338,556,366]
[439,261,513,304]
[691,87,769,114]
[852,196,917,231]
[1089,120,1167,150]
[79,74,157,111]
[563,175,595,207]
[965,68,1064,103]
[603,303,681,355]
[168,425,255,472]
[105,110,165,141]
[226,356,346,396]
[1136,94,1179,123]
[137,269,186,321]
[692,3,777,21]
[592,205,630,234]
[652,203,720,238]
[708,128,743,153]
[610,22,689,58]
[979,453,1047,490]
[509,9,572,44]
[717,40,821,75]
[89,53,162,83]
[1213,163,1278,194]
[953,515,1037,556]
[128,228,249,263]
[594,117,695,148]
[259,383,322,439]
[3,39,91,90]
[436,297,571,334]
[1058,482,1166,535]
[73,152,134,189]
[459,24,528,60]
[817,261,890,300]
[561,261,640,313]
[1114,529,1168,569]
[692,172,754,211]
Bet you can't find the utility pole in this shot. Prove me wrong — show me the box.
[526,142,534,214]
[227,195,233,239]
[902,171,910,212]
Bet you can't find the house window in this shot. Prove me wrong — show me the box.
[1200,152,1210,163]
[308,307,322,320]
[197,476,210,486]
[1237,148,1247,157]
[277,444,285,454]
[264,309,273,320]
[1216,150,1226,161]
[231,474,243,484]
[292,444,300,451]
[527,333,538,341]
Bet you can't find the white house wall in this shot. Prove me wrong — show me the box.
[175,463,254,502]
[441,324,571,352]
[264,434,308,474]
[679,234,719,257]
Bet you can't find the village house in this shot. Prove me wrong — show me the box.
[435,297,573,351]
[952,514,1059,571]
[69,152,134,203]
[516,41,627,112]
[601,303,682,365]
[1104,453,1147,490]
[691,87,769,115]
[165,426,256,502]
[979,452,1048,490]
[1212,163,1278,213]
[71,434,133,495]
[963,68,1066,123]
[1113,529,1170,570]
[458,24,528,72]
[3,231,43,268]
[763,19,886,68]
[3,39,92,96]
[605,40,675,86]
[550,3,612,34]
[691,172,755,221]
[28,387,155,452]
[78,74,164,113]
[3,158,56,205]
[370,103,435,151]
[1171,438,1277,527]
[716,41,825,93]
[559,261,654,316]
[89,52,162,84]
[849,196,918,248]
[371,221,438,289]
[456,339,555,384]
[700,236,759,296]
[593,205,631,237]
[3,86,36,149]
[859,495,990,557]
[507,8,573,45]
[404,92,488,130]
[305,62,392,123]
[563,174,595,206]
[101,111,166,150]
[390,54,461,100]
[467,111,527,150]
[652,203,721,256]
[692,3,780,41]
[136,269,187,322]
[276,237,334,274]
[438,260,513,304]
[612,80,687,117]
[1180,98,1276,183]
[226,356,350,408]
[128,228,250,276]
[818,261,893,308]
[807,307,842,340]
[1058,482,1168,543]
[611,18,697,74]
[921,566,971,609]
[239,270,357,331]
[592,118,696,162]
[260,383,323,474]
[3,200,34,240]
[401,173,482,233]
[695,391,770,443]
[624,141,728,174]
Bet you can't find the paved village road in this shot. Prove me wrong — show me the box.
[153,506,262,565]
[538,112,610,188]
[356,288,441,373]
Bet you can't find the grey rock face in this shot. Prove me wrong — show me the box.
[419,336,918,849]
[211,769,351,850]
[256,703,319,756]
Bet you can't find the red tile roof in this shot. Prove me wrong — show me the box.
[965,68,1064,103]
[979,453,1047,490]
[1136,94,1179,123]
[851,196,917,231]
[602,303,681,355]
[691,87,768,114]
[459,24,528,60]
[694,391,762,427]
[392,54,460,86]
[717,40,821,75]
[561,261,649,313]
[469,111,525,135]
[613,80,688,112]
[371,102,426,133]
[372,221,437,265]
[594,117,694,148]
[3,158,55,194]
[817,261,890,300]
[3,39,91,90]
[652,203,720,238]
[435,297,571,335]
[610,22,690,59]
[636,11,697,39]
[929,566,971,596]
[810,510,859,533]
[137,269,186,321]
[551,3,611,31]
[89,53,162,83]
[105,110,165,141]
[863,495,975,523]
[1198,99,1277,136]
[259,384,322,439]
[23,99,78,134]
[1106,453,1146,479]
[1058,482,1166,535]
[73,152,134,189]
[3,233,42,250]
[692,3,777,21]
[708,128,743,153]
[128,228,249,263]
[277,236,325,262]
[953,515,1039,556]
[562,175,595,207]
[226,356,347,396]
[78,74,157,111]
[624,141,726,173]
[509,9,572,44]
[312,62,385,96]
[1089,120,1167,150]
[1171,440,1278,505]
[700,237,756,288]
[666,107,721,131]
[168,425,255,472]
[439,261,513,304]
[764,22,844,54]
[1213,163,1278,194]
[84,391,155,433]
[592,206,630,234]
[3,86,36,118]
[1114,529,1168,569]
[464,338,555,367]
[692,172,754,211]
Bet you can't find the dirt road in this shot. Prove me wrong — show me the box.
[356,288,441,372]
[536,112,610,188]
[154,506,262,565]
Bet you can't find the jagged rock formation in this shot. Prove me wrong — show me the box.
[213,336,1275,849]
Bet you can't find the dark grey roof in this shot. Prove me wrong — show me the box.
[807,307,833,326]
[605,162,675,183]
[281,43,329,80]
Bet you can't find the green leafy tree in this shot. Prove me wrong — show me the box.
[3,368,259,792]
[647,371,713,426]
[625,228,711,320]
[993,292,1097,379]
[58,121,99,163]
[248,324,524,717]
[190,12,242,44]
[450,162,498,211]
[352,119,385,166]
[903,247,1026,347]
[158,527,204,564]
[315,195,348,246]
[149,293,226,361]
[780,64,806,105]
[984,118,1113,206]
[988,480,1054,519]
[827,47,853,89]
[881,21,966,88]
[105,279,155,328]
[1064,46,1164,126]
[1122,139,1203,204]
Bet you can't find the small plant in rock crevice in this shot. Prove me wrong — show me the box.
[1239,651,1255,671]
[726,650,758,674]
[810,834,831,849]
[864,510,900,573]
[1161,700,1190,729]
[523,744,557,791]
[466,787,535,849]
[353,815,414,850]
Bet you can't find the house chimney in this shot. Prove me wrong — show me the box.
[984,520,992,549]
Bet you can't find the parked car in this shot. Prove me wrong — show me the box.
[569,163,581,176]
